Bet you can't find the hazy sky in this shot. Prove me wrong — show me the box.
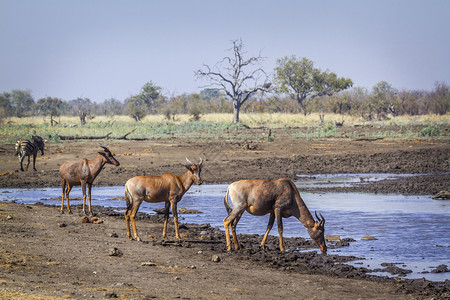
[1,0,449,102]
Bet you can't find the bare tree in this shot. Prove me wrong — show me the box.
[195,39,271,123]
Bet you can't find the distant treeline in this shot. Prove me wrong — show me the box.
[0,81,448,124]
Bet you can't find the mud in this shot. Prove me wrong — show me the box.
[1,202,449,299]
[0,133,448,195]
[0,128,449,299]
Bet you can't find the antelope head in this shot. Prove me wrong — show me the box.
[185,157,204,185]
[98,143,120,166]
[307,211,327,254]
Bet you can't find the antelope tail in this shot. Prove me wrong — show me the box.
[224,187,232,215]
[124,183,133,211]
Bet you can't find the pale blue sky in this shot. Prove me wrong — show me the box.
[1,0,449,102]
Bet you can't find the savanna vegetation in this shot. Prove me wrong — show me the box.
[0,40,448,141]
[0,113,448,146]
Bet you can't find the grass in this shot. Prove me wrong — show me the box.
[0,113,448,144]
[6,113,449,126]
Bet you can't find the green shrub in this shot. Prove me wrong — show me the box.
[318,122,337,137]
[421,125,441,136]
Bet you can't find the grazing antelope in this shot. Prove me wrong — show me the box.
[223,178,327,253]
[124,158,204,241]
[15,136,45,171]
[59,144,120,215]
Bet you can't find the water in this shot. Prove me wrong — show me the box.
[1,174,449,282]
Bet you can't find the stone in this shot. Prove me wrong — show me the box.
[211,254,221,262]
[108,248,123,257]
[325,234,341,241]
[361,235,377,240]
[431,264,449,273]
[432,190,450,200]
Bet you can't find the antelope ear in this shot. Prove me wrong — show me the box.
[185,165,192,171]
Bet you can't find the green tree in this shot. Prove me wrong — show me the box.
[69,97,92,125]
[0,92,13,121]
[187,93,203,121]
[125,96,146,122]
[10,89,35,117]
[138,81,163,114]
[274,56,353,114]
[367,81,398,120]
[195,39,271,123]
[429,82,450,115]
[36,96,63,126]
[101,98,123,116]
[200,88,221,100]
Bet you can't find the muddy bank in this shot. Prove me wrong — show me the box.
[0,137,449,195]
[1,133,449,297]
[1,202,449,299]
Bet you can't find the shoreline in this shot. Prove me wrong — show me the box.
[1,201,449,299]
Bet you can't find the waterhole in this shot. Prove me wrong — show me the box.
[1,174,449,281]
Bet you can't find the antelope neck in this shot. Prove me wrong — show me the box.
[179,170,195,190]
[88,155,107,180]
[295,194,316,228]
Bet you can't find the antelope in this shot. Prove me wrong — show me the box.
[124,158,204,241]
[15,136,45,171]
[223,178,327,253]
[59,144,120,215]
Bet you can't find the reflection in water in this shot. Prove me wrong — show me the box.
[1,174,449,282]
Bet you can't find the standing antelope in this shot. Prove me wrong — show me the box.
[59,144,120,215]
[15,136,45,171]
[223,178,327,253]
[124,158,204,241]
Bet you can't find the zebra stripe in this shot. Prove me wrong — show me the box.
[15,136,45,171]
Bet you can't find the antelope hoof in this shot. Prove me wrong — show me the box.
[68,211,73,215]
[60,210,64,214]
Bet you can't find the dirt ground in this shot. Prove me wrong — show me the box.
[0,127,449,299]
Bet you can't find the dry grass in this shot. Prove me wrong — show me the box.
[5,113,449,127]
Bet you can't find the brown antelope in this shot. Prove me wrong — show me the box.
[59,144,120,215]
[223,178,327,253]
[124,158,204,241]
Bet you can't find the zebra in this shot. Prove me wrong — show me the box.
[15,136,45,171]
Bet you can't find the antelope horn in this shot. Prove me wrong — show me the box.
[97,143,110,152]
[315,211,321,222]
[186,157,194,165]
[319,212,325,225]
[199,157,203,166]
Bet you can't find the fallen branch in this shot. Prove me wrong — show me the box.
[57,133,113,140]
[53,128,147,141]
[354,137,385,142]
[116,129,137,140]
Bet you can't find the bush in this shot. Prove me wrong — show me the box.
[318,122,337,136]
[421,125,441,137]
